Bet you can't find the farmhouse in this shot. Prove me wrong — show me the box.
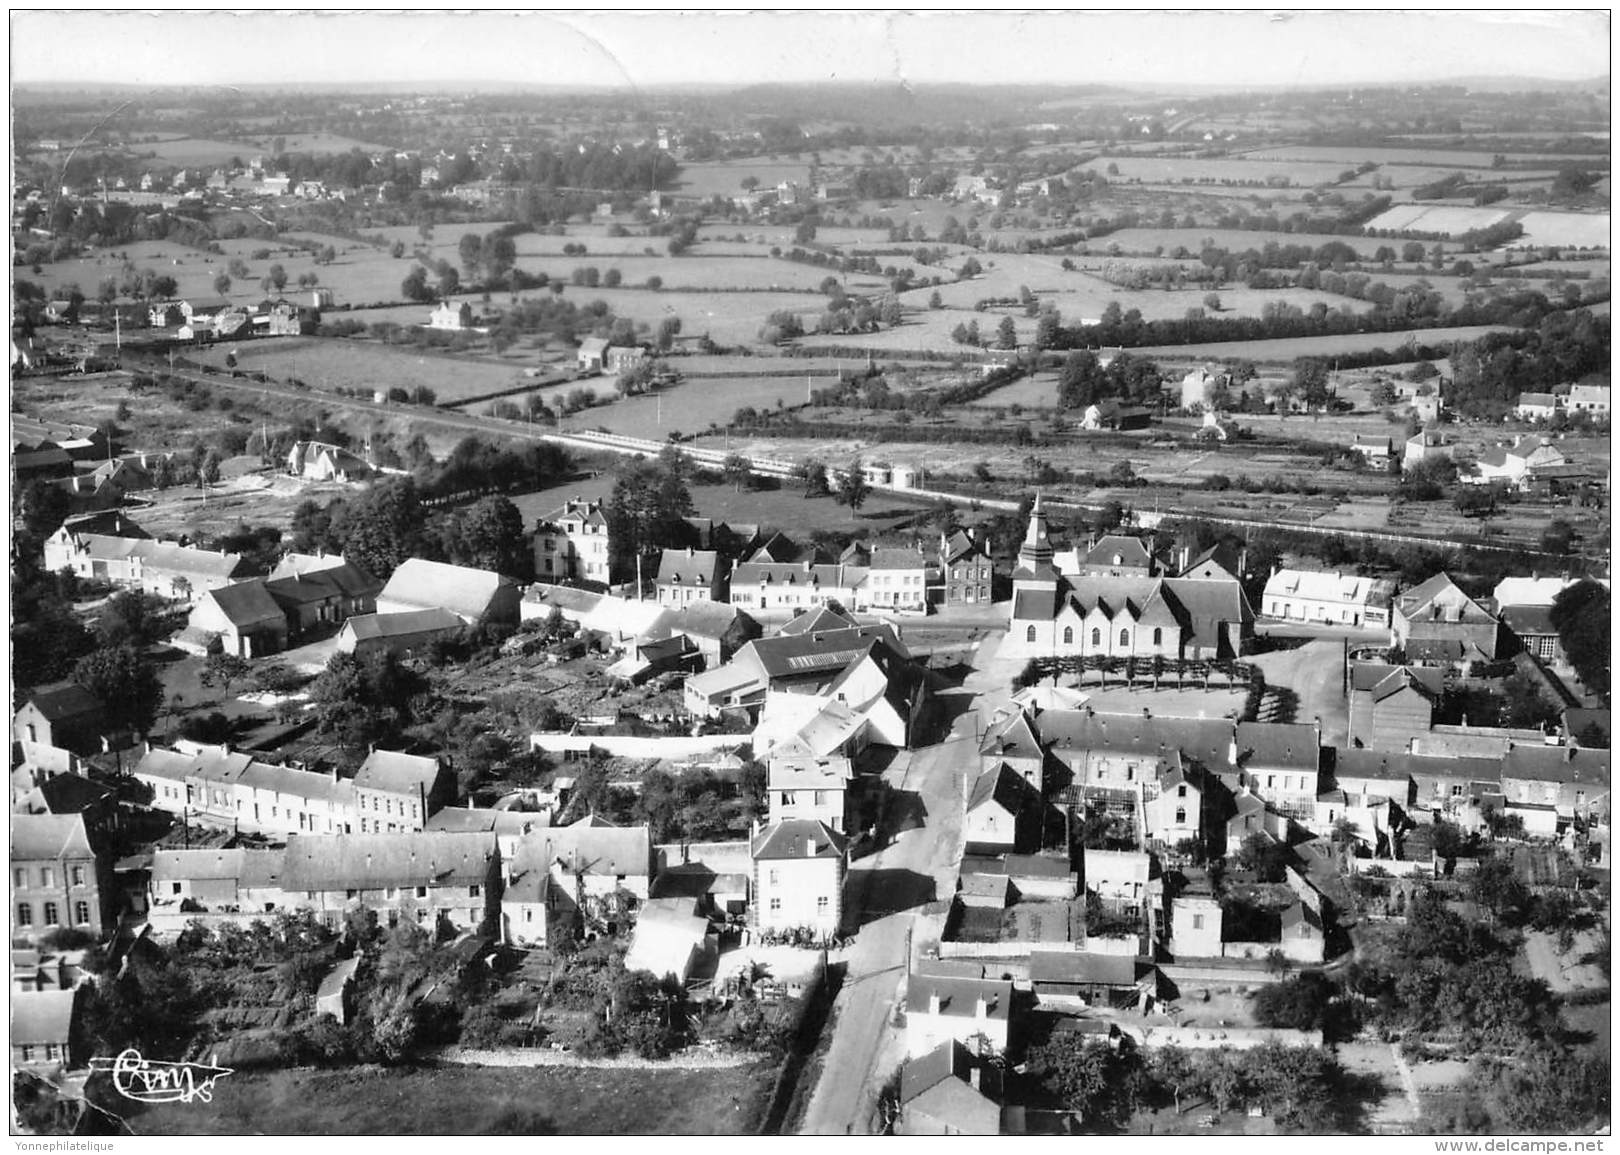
[1349,434,1394,468]
[862,547,930,613]
[1179,365,1227,411]
[353,750,454,833]
[729,560,869,614]
[577,336,609,373]
[179,579,289,658]
[1469,435,1566,488]
[281,831,500,934]
[1261,568,1395,628]
[11,813,109,944]
[904,970,1015,1058]
[1514,392,1560,422]
[1403,428,1449,471]
[286,440,374,482]
[897,1039,1005,1136]
[428,300,474,331]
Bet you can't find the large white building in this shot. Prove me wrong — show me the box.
[533,498,612,585]
[1260,568,1395,628]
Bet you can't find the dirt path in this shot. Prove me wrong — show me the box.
[1389,1042,1423,1123]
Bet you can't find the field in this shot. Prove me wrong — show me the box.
[561,369,848,439]
[1123,324,1512,363]
[1366,204,1514,235]
[513,476,931,540]
[129,1061,776,1135]
[1236,145,1596,168]
[1514,211,1611,249]
[1080,155,1353,186]
[186,337,536,403]
[674,159,813,199]
[1093,228,1447,260]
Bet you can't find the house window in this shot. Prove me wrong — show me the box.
[415,887,428,899]
[42,902,58,925]
[16,904,32,927]
[1119,629,1129,647]
[769,898,782,912]
[817,896,829,912]
[469,886,481,898]
[1026,625,1036,643]
[1090,628,1101,646]
[1062,627,1073,645]
[768,870,780,885]
[781,792,796,806]
[1175,808,1186,824]
[172,882,183,896]
[39,868,54,888]
[74,901,90,925]
[19,1045,34,1062]
[1153,628,1162,646]
[346,889,358,899]
[1177,785,1188,798]
[1192,914,1204,930]
[12,868,24,889]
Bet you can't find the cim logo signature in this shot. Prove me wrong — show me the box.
[87,1049,235,1104]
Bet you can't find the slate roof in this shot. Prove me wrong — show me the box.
[768,756,853,792]
[731,560,868,591]
[1235,721,1320,772]
[523,583,604,615]
[1263,568,1394,607]
[354,750,442,796]
[738,625,909,681]
[1501,745,1608,788]
[967,763,1031,815]
[1349,662,1445,698]
[752,818,848,861]
[1083,535,1153,569]
[379,558,517,619]
[151,848,285,889]
[774,605,858,637]
[19,684,102,722]
[655,547,720,588]
[670,601,757,643]
[281,832,496,891]
[10,813,94,861]
[507,824,653,879]
[202,579,286,630]
[12,990,76,1044]
[870,547,928,571]
[1029,950,1152,987]
[904,973,1013,1022]
[1502,605,1558,637]
[900,1038,978,1104]
[264,562,380,605]
[1036,710,1235,771]
[343,607,464,640]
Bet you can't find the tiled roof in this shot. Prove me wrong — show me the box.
[10,813,94,861]
[379,558,517,619]
[20,684,101,722]
[355,750,442,796]
[281,832,496,891]
[752,818,848,860]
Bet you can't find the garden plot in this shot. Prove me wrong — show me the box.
[1513,211,1611,250]
[187,337,533,403]
[673,159,813,199]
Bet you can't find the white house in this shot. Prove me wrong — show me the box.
[1514,392,1561,422]
[751,818,847,936]
[1567,384,1610,417]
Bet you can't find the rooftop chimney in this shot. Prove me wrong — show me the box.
[805,838,817,857]
[928,991,941,1016]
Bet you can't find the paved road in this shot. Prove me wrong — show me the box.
[798,634,1012,1135]
[1248,638,1351,746]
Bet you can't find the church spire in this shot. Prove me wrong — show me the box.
[1015,492,1057,581]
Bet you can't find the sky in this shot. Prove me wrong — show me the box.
[9,9,1611,91]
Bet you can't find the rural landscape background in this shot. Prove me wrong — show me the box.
[7,8,1611,1144]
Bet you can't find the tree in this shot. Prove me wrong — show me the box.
[1501,669,1559,730]
[213,272,232,298]
[1538,518,1577,555]
[201,652,252,697]
[95,589,166,649]
[72,645,162,736]
[1202,292,1222,312]
[17,478,73,540]
[400,266,432,302]
[604,459,696,582]
[1292,358,1332,410]
[722,452,751,492]
[331,476,427,580]
[441,495,529,577]
[797,459,830,498]
[267,263,287,291]
[308,650,426,748]
[835,460,870,512]
[1549,579,1609,692]
[996,315,1018,349]
[1252,972,1334,1030]
[199,450,222,487]
[1453,485,1497,518]
[1232,832,1289,882]
[928,290,943,309]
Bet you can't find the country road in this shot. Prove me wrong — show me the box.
[797,633,1017,1135]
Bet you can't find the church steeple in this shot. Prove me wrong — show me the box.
[1014,493,1059,583]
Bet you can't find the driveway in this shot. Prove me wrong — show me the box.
[797,632,1008,1135]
